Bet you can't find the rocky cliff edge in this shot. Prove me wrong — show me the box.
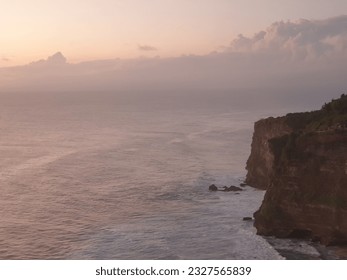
[246,94,347,245]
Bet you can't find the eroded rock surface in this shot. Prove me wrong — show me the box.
[247,95,347,245]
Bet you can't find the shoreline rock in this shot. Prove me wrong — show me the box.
[208,184,218,191]
[208,184,243,192]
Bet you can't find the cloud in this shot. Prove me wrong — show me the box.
[0,16,346,111]
[46,52,67,64]
[30,52,67,66]
[227,15,347,61]
[2,57,10,62]
[138,44,158,51]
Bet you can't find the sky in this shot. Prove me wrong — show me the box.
[1,1,347,110]
[2,0,347,66]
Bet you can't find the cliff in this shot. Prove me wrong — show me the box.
[245,117,293,189]
[246,94,347,245]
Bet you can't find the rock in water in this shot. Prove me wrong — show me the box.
[225,185,243,191]
[208,184,218,191]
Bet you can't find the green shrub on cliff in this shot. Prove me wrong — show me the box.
[284,94,347,132]
[322,94,347,114]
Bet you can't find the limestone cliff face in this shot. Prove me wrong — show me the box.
[245,117,292,189]
[247,95,347,245]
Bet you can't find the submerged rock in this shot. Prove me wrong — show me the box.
[208,184,218,191]
[224,185,243,192]
[208,184,243,192]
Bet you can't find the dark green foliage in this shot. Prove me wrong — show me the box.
[284,94,347,131]
[269,134,290,160]
[269,132,309,166]
[285,111,323,130]
[322,93,347,114]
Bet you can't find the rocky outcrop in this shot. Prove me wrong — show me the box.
[245,117,293,189]
[208,184,243,192]
[247,94,347,245]
[209,184,218,191]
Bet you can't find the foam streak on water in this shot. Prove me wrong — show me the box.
[0,92,285,259]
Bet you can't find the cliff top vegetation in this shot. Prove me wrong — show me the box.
[284,94,347,131]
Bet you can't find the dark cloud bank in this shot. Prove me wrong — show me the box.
[1,16,347,110]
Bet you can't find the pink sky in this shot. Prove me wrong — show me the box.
[2,0,347,66]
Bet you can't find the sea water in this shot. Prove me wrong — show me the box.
[0,91,322,259]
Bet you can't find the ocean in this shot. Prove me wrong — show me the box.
[0,91,329,259]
